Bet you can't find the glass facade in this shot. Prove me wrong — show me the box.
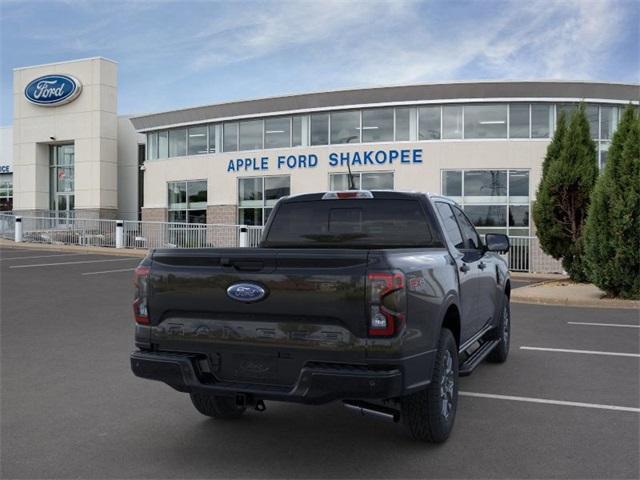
[329,171,394,191]
[49,144,75,218]
[168,180,207,223]
[442,169,530,236]
[0,173,12,211]
[143,103,623,169]
[464,104,507,139]
[238,176,290,225]
[362,108,394,143]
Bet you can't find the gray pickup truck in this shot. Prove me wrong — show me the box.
[131,190,511,443]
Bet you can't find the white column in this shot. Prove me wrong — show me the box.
[239,225,248,247]
[116,220,124,248]
[14,217,23,243]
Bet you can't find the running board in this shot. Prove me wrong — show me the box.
[459,340,500,377]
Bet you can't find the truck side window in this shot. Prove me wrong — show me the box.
[451,206,482,250]
[435,202,465,250]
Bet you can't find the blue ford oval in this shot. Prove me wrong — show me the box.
[24,74,82,106]
[226,283,267,303]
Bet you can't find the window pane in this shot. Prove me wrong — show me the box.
[168,210,186,223]
[292,116,303,146]
[265,176,290,206]
[435,203,464,249]
[586,104,599,139]
[600,106,619,140]
[187,126,207,155]
[453,206,481,250]
[464,104,507,139]
[147,132,158,160]
[208,124,216,153]
[599,142,610,170]
[509,170,529,200]
[187,210,207,224]
[508,205,529,227]
[463,170,507,201]
[464,205,507,227]
[223,122,238,152]
[58,144,74,166]
[56,167,74,192]
[239,208,262,226]
[169,129,187,157]
[239,177,262,207]
[239,120,263,150]
[442,171,462,197]
[442,106,463,139]
[310,113,329,145]
[168,182,187,209]
[362,172,393,190]
[362,108,393,142]
[531,104,552,138]
[509,104,529,138]
[330,110,360,144]
[395,107,411,141]
[158,131,168,159]
[187,180,207,209]
[330,173,360,190]
[419,106,441,140]
[265,117,291,149]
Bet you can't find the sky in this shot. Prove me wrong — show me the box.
[1,0,638,126]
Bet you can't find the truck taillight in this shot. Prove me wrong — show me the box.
[367,272,405,336]
[133,265,151,325]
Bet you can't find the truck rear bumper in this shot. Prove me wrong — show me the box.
[131,350,406,404]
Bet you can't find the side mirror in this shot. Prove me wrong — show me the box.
[485,233,510,253]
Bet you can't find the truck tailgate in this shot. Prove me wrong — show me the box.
[148,248,369,386]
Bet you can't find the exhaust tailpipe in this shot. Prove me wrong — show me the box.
[344,400,400,423]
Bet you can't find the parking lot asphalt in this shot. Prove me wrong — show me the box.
[1,245,639,479]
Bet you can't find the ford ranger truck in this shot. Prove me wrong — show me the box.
[130,190,511,443]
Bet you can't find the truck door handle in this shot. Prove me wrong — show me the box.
[460,263,470,273]
[478,261,487,270]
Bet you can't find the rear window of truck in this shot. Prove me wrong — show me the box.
[262,199,443,248]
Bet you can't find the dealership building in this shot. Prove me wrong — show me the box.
[5,57,638,238]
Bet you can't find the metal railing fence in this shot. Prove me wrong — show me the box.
[0,213,15,240]
[2,214,564,273]
[20,216,118,247]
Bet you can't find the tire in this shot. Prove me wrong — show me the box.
[189,393,246,419]
[488,294,510,363]
[401,328,458,443]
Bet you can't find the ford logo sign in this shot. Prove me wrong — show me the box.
[226,283,267,303]
[24,74,82,106]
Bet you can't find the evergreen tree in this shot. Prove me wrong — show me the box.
[584,106,640,298]
[533,104,598,281]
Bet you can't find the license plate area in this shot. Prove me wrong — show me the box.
[222,353,279,383]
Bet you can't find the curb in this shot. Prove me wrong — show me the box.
[0,239,147,258]
[511,292,640,310]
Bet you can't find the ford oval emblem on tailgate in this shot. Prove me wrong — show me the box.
[226,283,267,303]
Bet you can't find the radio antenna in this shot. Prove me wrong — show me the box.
[346,158,356,190]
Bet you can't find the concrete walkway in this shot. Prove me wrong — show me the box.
[512,279,640,310]
[0,238,147,257]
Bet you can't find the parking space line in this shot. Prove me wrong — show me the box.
[10,258,139,269]
[460,391,640,413]
[1,253,87,261]
[82,268,136,276]
[520,346,640,358]
[568,322,640,329]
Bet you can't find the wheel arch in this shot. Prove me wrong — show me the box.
[440,303,461,348]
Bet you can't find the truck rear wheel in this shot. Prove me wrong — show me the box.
[401,328,458,443]
[189,393,246,419]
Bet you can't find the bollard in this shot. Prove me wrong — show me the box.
[14,216,23,243]
[116,220,124,248]
[239,225,248,248]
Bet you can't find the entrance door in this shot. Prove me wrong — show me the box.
[50,144,75,223]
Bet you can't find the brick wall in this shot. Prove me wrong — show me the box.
[141,208,167,223]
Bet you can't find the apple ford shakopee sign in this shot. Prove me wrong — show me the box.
[24,74,82,106]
